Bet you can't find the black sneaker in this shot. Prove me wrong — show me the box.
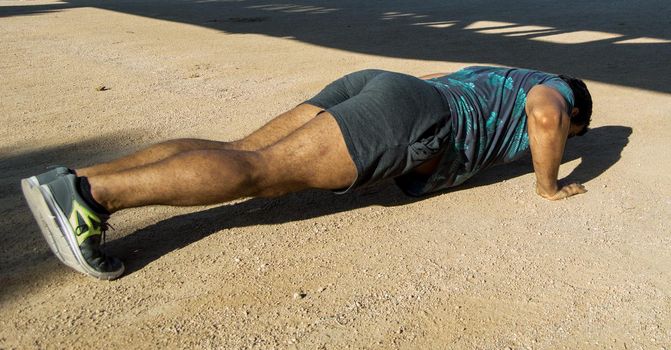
[21,173,124,280]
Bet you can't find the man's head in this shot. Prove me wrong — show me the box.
[559,75,592,137]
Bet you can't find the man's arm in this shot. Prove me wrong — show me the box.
[526,85,586,200]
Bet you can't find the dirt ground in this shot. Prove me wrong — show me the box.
[1,0,670,349]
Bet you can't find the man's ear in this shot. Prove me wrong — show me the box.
[571,107,579,118]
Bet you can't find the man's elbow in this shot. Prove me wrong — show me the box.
[529,108,566,130]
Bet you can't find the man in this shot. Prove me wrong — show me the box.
[22,66,592,280]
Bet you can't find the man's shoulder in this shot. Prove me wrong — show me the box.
[527,85,571,118]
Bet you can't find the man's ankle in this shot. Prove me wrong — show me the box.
[77,176,111,216]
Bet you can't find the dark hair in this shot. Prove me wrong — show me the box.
[559,75,592,136]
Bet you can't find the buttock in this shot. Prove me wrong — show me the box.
[304,70,452,193]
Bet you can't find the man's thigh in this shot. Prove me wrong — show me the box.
[231,104,323,151]
[255,112,357,196]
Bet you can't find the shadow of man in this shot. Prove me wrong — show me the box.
[110,125,632,276]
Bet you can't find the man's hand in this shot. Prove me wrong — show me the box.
[537,182,587,200]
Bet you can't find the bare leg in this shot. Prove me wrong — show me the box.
[89,113,356,212]
[77,104,324,177]
[230,103,323,151]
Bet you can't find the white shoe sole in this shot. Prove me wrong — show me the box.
[21,177,124,280]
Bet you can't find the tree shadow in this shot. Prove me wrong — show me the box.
[1,0,669,93]
[110,125,631,276]
[465,125,633,187]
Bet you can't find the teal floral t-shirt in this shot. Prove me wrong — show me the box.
[403,66,574,195]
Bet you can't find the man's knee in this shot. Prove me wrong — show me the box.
[244,150,308,198]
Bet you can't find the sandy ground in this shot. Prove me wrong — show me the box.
[1,0,670,348]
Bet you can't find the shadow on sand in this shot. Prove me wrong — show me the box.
[1,0,645,286]
[1,0,670,93]
[103,125,632,276]
[0,125,631,294]
[0,131,147,295]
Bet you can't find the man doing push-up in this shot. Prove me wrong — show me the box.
[22,66,593,280]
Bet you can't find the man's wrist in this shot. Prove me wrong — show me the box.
[535,182,559,198]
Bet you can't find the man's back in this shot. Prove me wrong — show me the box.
[407,66,576,194]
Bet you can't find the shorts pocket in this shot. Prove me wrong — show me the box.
[408,117,451,164]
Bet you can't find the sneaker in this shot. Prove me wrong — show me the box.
[21,173,124,280]
[26,166,73,187]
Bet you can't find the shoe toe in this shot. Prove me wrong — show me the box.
[79,236,124,276]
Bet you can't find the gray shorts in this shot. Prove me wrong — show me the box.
[304,69,452,193]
